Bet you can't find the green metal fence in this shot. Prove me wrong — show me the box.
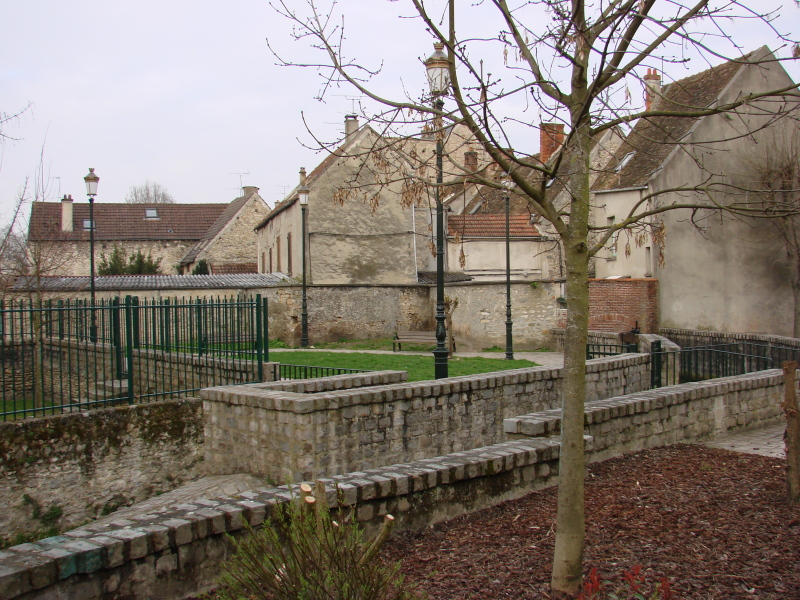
[650,340,799,388]
[586,342,638,359]
[0,295,269,420]
[271,363,371,381]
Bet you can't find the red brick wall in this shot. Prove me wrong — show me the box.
[557,278,659,333]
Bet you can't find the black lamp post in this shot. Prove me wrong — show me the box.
[425,42,450,379]
[84,168,99,342]
[298,181,310,348]
[503,181,514,360]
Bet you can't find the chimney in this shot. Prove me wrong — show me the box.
[644,68,662,111]
[299,167,307,185]
[242,186,259,196]
[61,194,73,232]
[464,151,478,175]
[540,123,565,164]
[344,114,359,138]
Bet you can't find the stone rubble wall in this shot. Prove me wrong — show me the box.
[0,366,788,600]
[201,355,650,483]
[0,399,205,544]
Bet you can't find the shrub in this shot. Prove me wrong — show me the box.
[217,482,419,600]
[578,566,673,600]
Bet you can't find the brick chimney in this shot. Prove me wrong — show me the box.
[644,68,661,111]
[61,194,73,232]
[242,186,259,196]
[344,114,359,138]
[540,123,565,164]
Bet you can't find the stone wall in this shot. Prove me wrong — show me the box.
[0,399,204,543]
[18,281,561,351]
[201,354,650,482]
[506,369,786,460]
[0,367,788,600]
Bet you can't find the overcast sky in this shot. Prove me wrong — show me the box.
[2,1,797,231]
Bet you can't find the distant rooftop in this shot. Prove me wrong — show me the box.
[11,273,290,292]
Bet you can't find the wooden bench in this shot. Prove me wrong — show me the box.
[392,330,455,352]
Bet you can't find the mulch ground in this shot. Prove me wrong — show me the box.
[381,445,800,599]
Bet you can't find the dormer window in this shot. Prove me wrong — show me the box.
[83,219,94,230]
[145,208,159,219]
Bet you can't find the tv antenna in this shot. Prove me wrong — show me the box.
[332,94,365,114]
[228,171,251,195]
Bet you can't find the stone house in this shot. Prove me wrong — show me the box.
[255,116,493,285]
[27,187,269,277]
[592,46,800,336]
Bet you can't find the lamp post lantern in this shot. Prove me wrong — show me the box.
[84,168,99,342]
[425,41,451,379]
[503,181,514,360]
[298,181,310,348]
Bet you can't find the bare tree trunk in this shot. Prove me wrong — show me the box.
[783,361,800,505]
[551,127,591,595]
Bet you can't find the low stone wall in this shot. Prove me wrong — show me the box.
[0,400,205,543]
[201,355,650,482]
[506,370,786,460]
[0,367,788,600]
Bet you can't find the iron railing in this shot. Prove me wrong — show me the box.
[271,363,372,381]
[0,295,269,420]
[650,340,799,388]
[586,342,638,359]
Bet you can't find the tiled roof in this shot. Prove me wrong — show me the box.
[211,262,259,275]
[448,214,540,238]
[180,193,254,265]
[11,273,290,292]
[417,271,473,285]
[28,202,228,242]
[593,50,757,192]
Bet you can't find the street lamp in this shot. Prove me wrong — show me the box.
[84,168,99,343]
[425,41,451,379]
[298,180,310,348]
[503,179,514,360]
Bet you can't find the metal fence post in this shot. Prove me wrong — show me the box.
[111,297,124,380]
[131,296,141,349]
[651,340,662,388]
[125,296,135,405]
[255,294,263,381]
[263,297,269,364]
[196,298,206,356]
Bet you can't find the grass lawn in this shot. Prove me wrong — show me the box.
[267,350,537,382]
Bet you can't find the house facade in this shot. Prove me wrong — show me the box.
[27,188,268,277]
[593,46,800,336]
[255,116,495,285]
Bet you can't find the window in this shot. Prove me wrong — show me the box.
[145,208,159,219]
[269,248,273,273]
[645,247,652,277]
[287,233,293,276]
[277,238,281,272]
[607,216,617,260]
[261,252,266,273]
[83,219,94,231]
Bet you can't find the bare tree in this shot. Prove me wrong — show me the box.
[125,180,175,204]
[270,1,800,594]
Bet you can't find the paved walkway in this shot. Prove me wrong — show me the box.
[701,423,786,459]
